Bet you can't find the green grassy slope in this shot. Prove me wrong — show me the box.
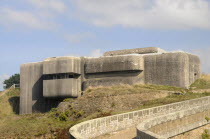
[0,75,210,138]
[0,89,77,138]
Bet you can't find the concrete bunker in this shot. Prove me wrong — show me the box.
[20,47,201,114]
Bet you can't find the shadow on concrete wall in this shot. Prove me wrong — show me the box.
[8,96,20,114]
[33,98,63,113]
[32,76,63,113]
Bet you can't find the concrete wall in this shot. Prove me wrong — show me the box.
[20,62,43,114]
[43,79,81,98]
[188,54,201,85]
[20,62,63,114]
[43,57,82,98]
[83,76,143,90]
[144,52,200,88]
[84,55,144,88]
[137,104,210,139]
[69,96,210,139]
[104,47,166,56]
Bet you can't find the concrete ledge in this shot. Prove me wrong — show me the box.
[85,55,144,74]
[43,57,81,74]
[103,47,166,56]
[69,96,210,139]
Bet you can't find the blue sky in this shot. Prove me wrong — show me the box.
[0,0,210,90]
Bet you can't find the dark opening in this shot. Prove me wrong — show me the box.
[194,73,197,76]
[43,73,80,80]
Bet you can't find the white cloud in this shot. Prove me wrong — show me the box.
[73,0,210,29]
[89,49,103,57]
[189,48,210,73]
[63,32,95,43]
[0,8,56,30]
[0,0,67,30]
[27,0,66,13]
[0,74,10,91]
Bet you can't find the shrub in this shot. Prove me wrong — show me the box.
[202,129,210,139]
[74,110,84,118]
[58,113,68,121]
[205,117,210,122]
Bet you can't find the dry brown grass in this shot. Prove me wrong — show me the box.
[201,74,210,81]
[191,74,210,90]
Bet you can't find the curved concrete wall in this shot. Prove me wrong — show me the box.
[137,104,210,139]
[69,96,210,139]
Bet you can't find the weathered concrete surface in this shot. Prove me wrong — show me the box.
[85,55,144,74]
[144,52,200,88]
[43,57,81,74]
[104,47,166,56]
[83,76,144,90]
[20,62,43,114]
[43,79,81,98]
[189,54,201,85]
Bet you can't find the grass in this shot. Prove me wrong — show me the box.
[202,129,210,139]
[138,92,210,110]
[0,89,79,138]
[85,83,186,98]
[191,74,210,89]
[1,74,210,138]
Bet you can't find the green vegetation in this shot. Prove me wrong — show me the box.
[0,89,78,138]
[137,92,210,110]
[205,117,210,122]
[202,129,210,139]
[85,83,186,98]
[3,73,20,89]
[191,74,210,89]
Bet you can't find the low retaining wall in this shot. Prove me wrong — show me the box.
[69,96,210,139]
[137,104,210,139]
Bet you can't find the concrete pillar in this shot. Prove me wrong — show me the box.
[20,62,43,114]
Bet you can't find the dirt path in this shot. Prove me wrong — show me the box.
[171,124,210,139]
[95,127,137,139]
